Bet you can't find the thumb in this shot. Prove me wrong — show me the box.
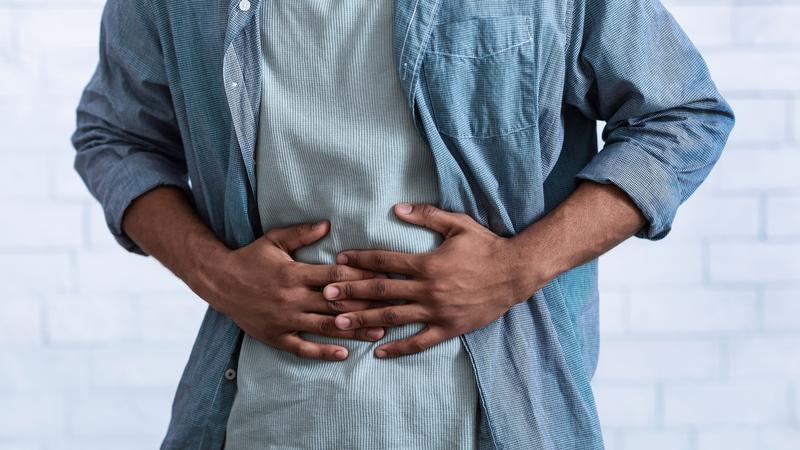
[262,220,330,254]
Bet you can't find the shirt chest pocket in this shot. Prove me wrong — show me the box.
[421,15,537,139]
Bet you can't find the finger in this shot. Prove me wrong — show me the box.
[315,297,394,315]
[332,304,428,330]
[293,313,386,342]
[374,325,448,358]
[295,262,382,287]
[322,278,423,302]
[393,203,468,237]
[335,249,423,275]
[275,332,349,361]
[263,220,330,254]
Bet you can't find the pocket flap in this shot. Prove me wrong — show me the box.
[426,15,533,59]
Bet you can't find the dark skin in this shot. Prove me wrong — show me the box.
[122,180,645,360]
[321,179,646,358]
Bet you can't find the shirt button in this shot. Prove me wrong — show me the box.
[224,368,237,380]
[238,0,250,11]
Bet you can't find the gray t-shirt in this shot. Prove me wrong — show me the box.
[223,1,479,449]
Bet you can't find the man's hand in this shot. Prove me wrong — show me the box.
[188,220,390,361]
[121,187,390,362]
[320,203,543,359]
[320,181,647,359]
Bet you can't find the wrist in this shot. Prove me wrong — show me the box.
[505,233,563,302]
[180,228,233,310]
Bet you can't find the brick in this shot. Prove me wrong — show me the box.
[704,151,800,192]
[705,50,800,93]
[0,100,78,154]
[0,202,83,248]
[0,10,15,59]
[16,8,101,56]
[0,298,41,343]
[40,51,99,102]
[76,250,188,293]
[0,154,50,200]
[709,242,800,283]
[0,252,72,293]
[67,392,170,438]
[137,293,207,342]
[666,5,734,48]
[697,429,758,450]
[736,6,800,46]
[761,428,800,450]
[595,338,722,381]
[620,430,692,450]
[47,441,157,450]
[0,62,38,100]
[598,289,627,335]
[591,383,658,427]
[0,348,87,392]
[44,294,136,344]
[628,288,758,333]
[723,98,789,148]
[728,336,800,378]
[0,394,63,438]
[87,203,121,249]
[0,442,41,450]
[763,288,800,330]
[668,192,760,241]
[599,240,703,288]
[793,100,800,144]
[663,380,791,426]
[52,152,94,202]
[766,195,800,238]
[87,347,191,389]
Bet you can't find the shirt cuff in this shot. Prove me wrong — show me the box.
[574,141,682,241]
[99,151,190,256]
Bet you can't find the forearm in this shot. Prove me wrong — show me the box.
[509,180,647,296]
[121,186,230,292]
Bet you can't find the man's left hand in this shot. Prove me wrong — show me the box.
[321,202,546,358]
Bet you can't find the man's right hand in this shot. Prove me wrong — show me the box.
[121,187,381,361]
[185,220,386,360]
[187,219,387,361]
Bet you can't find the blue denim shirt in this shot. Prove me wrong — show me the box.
[71,0,734,449]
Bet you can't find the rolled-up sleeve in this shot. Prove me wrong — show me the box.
[70,0,189,255]
[565,0,735,240]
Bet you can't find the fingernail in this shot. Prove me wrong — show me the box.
[335,316,352,329]
[396,203,413,214]
[366,328,384,340]
[334,349,347,359]
[312,220,326,230]
[336,253,348,264]
[323,286,340,299]
[375,349,387,358]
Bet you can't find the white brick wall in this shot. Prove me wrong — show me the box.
[0,0,797,449]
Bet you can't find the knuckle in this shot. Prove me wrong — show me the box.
[294,223,310,236]
[328,300,345,313]
[343,283,354,298]
[381,308,399,325]
[427,279,449,299]
[373,252,387,269]
[316,318,333,334]
[329,265,347,282]
[421,204,438,219]
[410,340,429,354]
[353,313,368,328]
[373,280,387,297]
